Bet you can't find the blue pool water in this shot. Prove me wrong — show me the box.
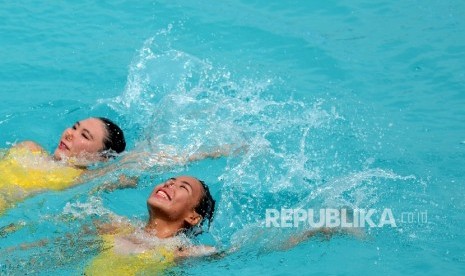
[1,0,464,275]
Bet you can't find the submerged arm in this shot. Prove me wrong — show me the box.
[174,245,217,260]
[122,143,246,167]
[283,227,336,250]
[279,226,365,251]
[92,144,246,193]
[161,143,248,165]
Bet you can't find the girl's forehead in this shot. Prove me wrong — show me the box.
[80,118,107,134]
[160,176,205,198]
[178,176,203,191]
[81,117,101,126]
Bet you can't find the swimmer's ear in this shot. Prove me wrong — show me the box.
[185,211,202,227]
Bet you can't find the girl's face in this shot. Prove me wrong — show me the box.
[147,176,204,224]
[54,118,107,162]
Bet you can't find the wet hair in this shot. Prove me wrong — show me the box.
[97,117,126,157]
[185,179,215,236]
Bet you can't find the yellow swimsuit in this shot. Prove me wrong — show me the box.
[0,147,83,214]
[85,228,177,275]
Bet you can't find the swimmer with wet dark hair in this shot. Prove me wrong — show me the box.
[31,116,126,165]
[86,175,217,274]
[93,117,126,159]
[0,117,126,215]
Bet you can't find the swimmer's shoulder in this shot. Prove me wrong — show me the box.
[13,141,47,154]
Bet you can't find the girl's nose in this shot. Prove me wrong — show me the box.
[65,129,73,141]
[164,179,175,187]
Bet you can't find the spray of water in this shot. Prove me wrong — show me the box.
[96,27,421,252]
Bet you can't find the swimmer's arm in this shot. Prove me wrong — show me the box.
[107,174,138,191]
[113,144,247,171]
[3,238,50,253]
[93,216,135,235]
[13,141,47,153]
[285,227,336,249]
[175,245,243,261]
[280,227,365,251]
[78,158,139,192]
[167,144,248,164]
[187,145,237,162]
[86,144,246,192]
[174,245,217,259]
[86,145,234,193]
[88,174,139,193]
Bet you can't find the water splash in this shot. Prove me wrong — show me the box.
[95,26,422,253]
[61,196,111,220]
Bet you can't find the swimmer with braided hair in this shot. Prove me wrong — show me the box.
[85,175,216,275]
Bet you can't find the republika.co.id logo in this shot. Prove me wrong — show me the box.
[265,208,428,228]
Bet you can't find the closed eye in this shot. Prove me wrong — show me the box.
[180,181,193,193]
[82,129,94,140]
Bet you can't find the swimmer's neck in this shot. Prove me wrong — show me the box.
[144,217,185,239]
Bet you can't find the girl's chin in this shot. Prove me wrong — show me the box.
[53,152,62,160]
[53,150,68,160]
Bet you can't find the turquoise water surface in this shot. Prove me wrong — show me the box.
[1,0,464,275]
